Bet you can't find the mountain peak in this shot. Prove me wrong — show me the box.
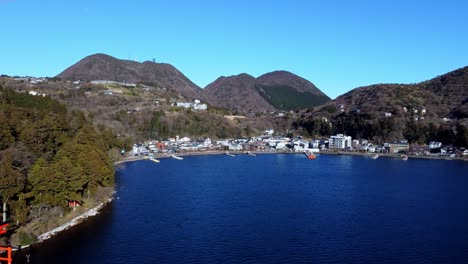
[57,53,206,100]
[204,70,331,112]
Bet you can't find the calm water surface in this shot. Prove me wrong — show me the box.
[16,154,468,263]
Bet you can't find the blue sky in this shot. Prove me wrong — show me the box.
[1,0,467,98]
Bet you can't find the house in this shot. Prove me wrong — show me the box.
[178,136,191,142]
[175,102,192,108]
[428,141,442,149]
[193,101,208,110]
[384,112,392,118]
[228,144,243,151]
[421,107,427,115]
[262,129,274,136]
[68,200,81,210]
[368,145,376,153]
[403,107,408,113]
[339,104,345,112]
[309,140,320,149]
[388,142,409,153]
[203,138,212,148]
[175,100,207,110]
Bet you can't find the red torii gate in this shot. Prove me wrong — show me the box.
[0,222,12,264]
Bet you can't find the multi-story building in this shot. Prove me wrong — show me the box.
[329,134,352,149]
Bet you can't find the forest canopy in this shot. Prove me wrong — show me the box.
[0,88,122,225]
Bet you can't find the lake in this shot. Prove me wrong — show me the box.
[15,154,468,263]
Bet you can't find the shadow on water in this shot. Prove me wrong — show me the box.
[13,202,115,264]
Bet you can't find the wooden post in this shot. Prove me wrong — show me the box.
[2,203,5,223]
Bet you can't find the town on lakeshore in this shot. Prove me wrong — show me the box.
[129,129,468,160]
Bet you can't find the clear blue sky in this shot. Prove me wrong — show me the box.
[1,0,467,98]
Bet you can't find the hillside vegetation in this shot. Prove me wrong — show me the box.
[0,88,126,243]
[295,66,468,146]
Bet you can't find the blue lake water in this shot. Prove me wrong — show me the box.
[16,154,468,263]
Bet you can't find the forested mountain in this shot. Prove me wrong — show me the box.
[57,53,207,101]
[256,71,330,110]
[0,88,126,243]
[204,71,330,112]
[204,74,277,113]
[295,66,468,146]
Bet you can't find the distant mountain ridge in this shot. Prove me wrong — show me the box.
[57,53,206,100]
[205,71,331,112]
[311,66,468,120]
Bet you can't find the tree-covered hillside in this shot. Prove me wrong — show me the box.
[0,88,125,230]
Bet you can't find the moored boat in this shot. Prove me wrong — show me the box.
[304,150,316,160]
[402,155,408,161]
[171,154,183,160]
[150,158,160,163]
[371,154,379,159]
[224,151,236,157]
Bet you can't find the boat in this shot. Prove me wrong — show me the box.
[246,151,256,156]
[224,151,236,157]
[371,154,379,159]
[150,158,160,163]
[402,155,408,161]
[304,150,316,160]
[171,154,183,160]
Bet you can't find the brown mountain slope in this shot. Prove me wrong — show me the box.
[310,66,468,120]
[204,74,276,113]
[420,66,468,117]
[204,71,330,112]
[57,53,206,101]
[257,70,328,97]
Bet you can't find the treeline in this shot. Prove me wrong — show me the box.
[0,88,126,225]
[295,112,397,143]
[404,121,468,146]
[295,112,468,147]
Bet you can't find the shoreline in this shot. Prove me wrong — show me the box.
[15,196,114,250]
[115,149,468,164]
[35,196,114,243]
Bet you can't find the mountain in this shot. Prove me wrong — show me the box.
[57,53,206,100]
[204,74,276,113]
[321,66,468,119]
[204,71,330,112]
[256,71,330,110]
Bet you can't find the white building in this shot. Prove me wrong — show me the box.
[310,140,320,149]
[175,99,207,110]
[193,102,207,110]
[263,129,274,136]
[329,134,352,149]
[175,102,192,108]
[229,144,243,151]
[203,138,212,148]
[428,141,442,149]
